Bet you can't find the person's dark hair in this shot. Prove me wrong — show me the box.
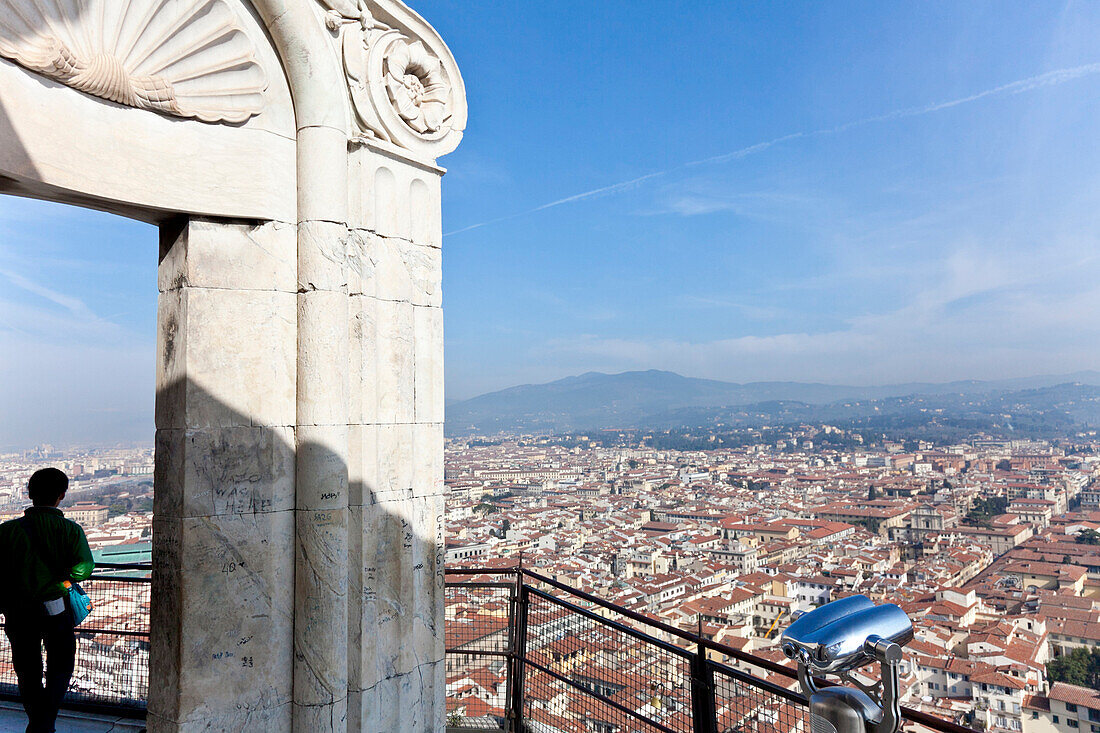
[28,467,68,507]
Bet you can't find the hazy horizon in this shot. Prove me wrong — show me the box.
[6,363,1100,452]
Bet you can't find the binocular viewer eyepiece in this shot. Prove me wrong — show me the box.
[780,595,913,674]
[780,595,913,733]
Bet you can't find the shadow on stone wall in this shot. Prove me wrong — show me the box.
[0,93,39,197]
[149,378,444,732]
[0,81,167,223]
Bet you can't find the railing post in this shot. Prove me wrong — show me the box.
[691,642,719,733]
[508,567,529,733]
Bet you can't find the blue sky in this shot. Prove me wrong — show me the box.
[3,1,1100,446]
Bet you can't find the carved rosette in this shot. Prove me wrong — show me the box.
[322,0,466,158]
[0,0,267,124]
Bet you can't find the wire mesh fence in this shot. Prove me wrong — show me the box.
[525,664,674,733]
[522,589,695,733]
[711,662,808,733]
[0,567,150,711]
[446,578,515,730]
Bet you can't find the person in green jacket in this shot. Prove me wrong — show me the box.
[0,468,94,733]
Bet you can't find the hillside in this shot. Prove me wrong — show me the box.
[445,369,1100,436]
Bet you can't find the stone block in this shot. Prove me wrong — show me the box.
[347,143,369,230]
[298,220,350,293]
[297,289,350,426]
[374,234,416,303]
[346,233,374,300]
[347,423,379,506]
[375,299,415,424]
[350,424,441,504]
[408,175,442,249]
[374,423,414,501]
[297,124,348,224]
[147,702,292,733]
[149,511,295,729]
[0,59,296,223]
[350,148,443,247]
[158,219,296,294]
[412,422,444,499]
[348,296,376,426]
[347,296,364,423]
[155,288,296,430]
[347,661,445,733]
[349,234,441,306]
[154,425,295,519]
[293,507,349,706]
[371,164,404,240]
[296,423,350,510]
[414,305,444,423]
[347,496,444,694]
[399,239,442,307]
[155,290,187,430]
[349,420,444,506]
[292,697,348,733]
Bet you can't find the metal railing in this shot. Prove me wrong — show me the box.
[0,559,987,732]
[0,562,150,717]
[445,566,979,733]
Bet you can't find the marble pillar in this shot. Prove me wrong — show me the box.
[293,154,352,730]
[346,146,448,732]
[150,219,298,731]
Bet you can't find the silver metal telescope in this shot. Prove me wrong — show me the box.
[780,595,913,733]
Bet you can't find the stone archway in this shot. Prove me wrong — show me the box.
[0,1,466,731]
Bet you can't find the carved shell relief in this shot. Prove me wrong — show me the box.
[0,0,267,124]
[321,0,464,156]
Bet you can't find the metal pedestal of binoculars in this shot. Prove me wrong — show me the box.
[781,595,914,733]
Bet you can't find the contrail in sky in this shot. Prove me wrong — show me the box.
[445,62,1100,237]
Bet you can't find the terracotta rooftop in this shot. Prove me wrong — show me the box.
[1048,682,1100,708]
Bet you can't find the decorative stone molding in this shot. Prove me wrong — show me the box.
[0,0,267,123]
[320,0,466,158]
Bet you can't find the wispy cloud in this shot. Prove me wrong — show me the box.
[522,240,1100,386]
[0,268,99,322]
[0,268,143,348]
[445,171,666,236]
[445,62,1100,237]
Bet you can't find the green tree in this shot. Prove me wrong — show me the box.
[963,497,1008,529]
[1047,648,1100,689]
[868,486,879,501]
[1075,528,1100,545]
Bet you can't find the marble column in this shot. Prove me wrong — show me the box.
[345,145,448,732]
[293,127,352,729]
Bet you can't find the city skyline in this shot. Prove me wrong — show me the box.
[4,1,1100,446]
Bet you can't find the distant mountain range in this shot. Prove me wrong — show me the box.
[444,369,1100,436]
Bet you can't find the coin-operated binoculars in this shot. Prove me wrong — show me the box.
[780,595,914,733]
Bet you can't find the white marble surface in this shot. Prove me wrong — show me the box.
[0,52,295,221]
